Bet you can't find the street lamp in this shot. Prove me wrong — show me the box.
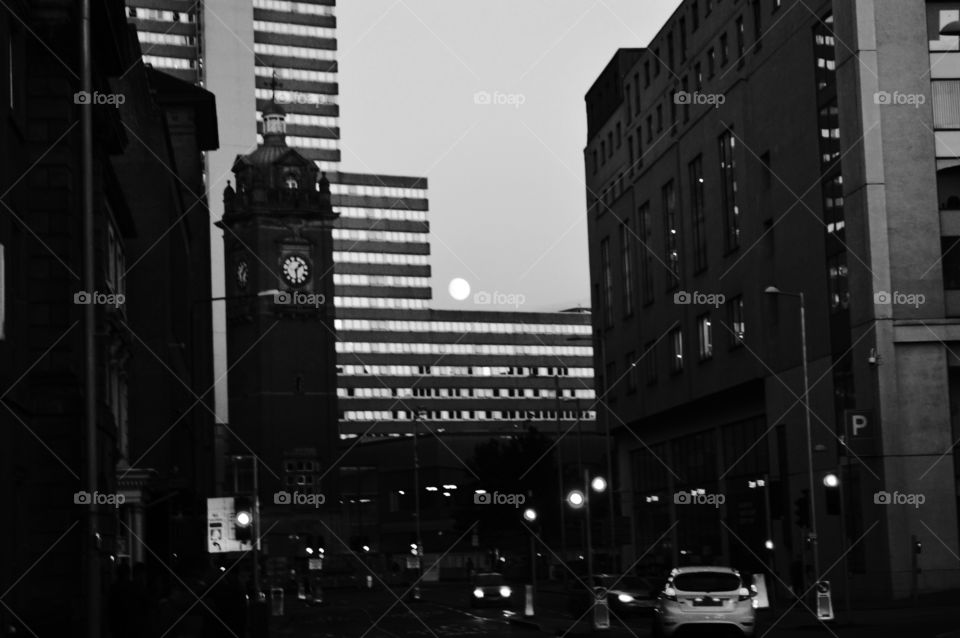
[764,285,820,596]
[566,470,609,629]
[522,508,539,617]
[748,475,775,600]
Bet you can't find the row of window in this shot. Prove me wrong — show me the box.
[255,66,338,84]
[342,409,596,422]
[127,6,195,22]
[254,42,337,61]
[616,297,745,393]
[258,110,339,128]
[335,297,428,309]
[331,183,427,199]
[254,20,336,39]
[143,55,196,70]
[337,342,593,356]
[253,0,336,16]
[332,229,429,244]
[138,32,196,47]
[255,88,338,106]
[333,251,429,266]
[338,386,595,399]
[336,207,427,222]
[257,133,338,150]
[333,274,431,287]
[593,0,785,176]
[598,133,741,323]
[334,319,591,335]
[338,364,593,378]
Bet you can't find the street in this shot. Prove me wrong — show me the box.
[264,583,960,638]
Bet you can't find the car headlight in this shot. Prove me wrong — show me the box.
[473,588,484,598]
[618,593,634,603]
[500,586,511,598]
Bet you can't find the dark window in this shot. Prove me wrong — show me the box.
[670,328,684,372]
[680,18,688,61]
[656,104,663,132]
[654,48,661,76]
[736,16,745,65]
[644,60,651,87]
[625,352,638,393]
[667,33,675,71]
[646,115,653,142]
[621,221,635,316]
[681,76,690,123]
[644,340,658,385]
[689,155,707,272]
[772,0,782,12]
[760,151,772,189]
[692,0,700,31]
[698,314,713,360]
[593,150,598,175]
[718,129,741,250]
[638,203,655,303]
[708,48,716,77]
[942,237,960,289]
[674,572,740,592]
[827,254,849,312]
[634,72,642,113]
[694,62,703,90]
[616,122,622,148]
[662,180,680,287]
[752,0,763,49]
[706,0,713,15]
[607,132,613,157]
[628,135,634,172]
[727,295,745,346]
[626,84,633,123]
[601,140,606,162]
[636,134,644,168]
[600,238,613,326]
[720,33,729,66]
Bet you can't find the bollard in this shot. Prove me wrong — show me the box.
[524,584,534,617]
[593,588,610,630]
[270,587,284,617]
[367,574,373,589]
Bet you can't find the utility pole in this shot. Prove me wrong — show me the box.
[81,1,100,636]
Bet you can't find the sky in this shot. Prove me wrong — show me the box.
[335,1,682,312]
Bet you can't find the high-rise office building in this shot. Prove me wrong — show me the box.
[585,0,960,602]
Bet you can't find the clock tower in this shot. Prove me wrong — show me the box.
[217,90,340,516]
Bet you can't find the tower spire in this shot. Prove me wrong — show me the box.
[262,69,287,143]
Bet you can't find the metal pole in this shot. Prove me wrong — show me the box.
[555,377,567,577]
[599,336,616,573]
[799,294,821,589]
[839,462,850,612]
[413,411,422,599]
[763,475,774,592]
[81,1,100,635]
[584,469,594,588]
[576,399,583,480]
[530,530,537,598]
[253,456,260,596]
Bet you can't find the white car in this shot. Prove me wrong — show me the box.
[652,566,757,637]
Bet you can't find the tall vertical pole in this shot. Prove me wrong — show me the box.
[80,1,100,636]
[555,377,567,576]
[799,295,820,589]
[413,410,422,599]
[584,469,594,588]
[252,457,260,596]
[599,336,615,573]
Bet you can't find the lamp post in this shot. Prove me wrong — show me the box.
[568,333,617,572]
[764,286,820,593]
[567,471,609,630]
[412,406,425,600]
[554,376,567,575]
[523,507,538,616]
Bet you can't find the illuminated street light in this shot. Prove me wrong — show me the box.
[590,476,607,493]
[765,540,775,551]
[523,508,538,523]
[823,473,839,488]
[567,490,585,509]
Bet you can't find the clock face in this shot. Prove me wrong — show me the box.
[281,255,310,286]
[236,261,249,289]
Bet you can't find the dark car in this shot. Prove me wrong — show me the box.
[570,574,659,616]
[469,572,513,608]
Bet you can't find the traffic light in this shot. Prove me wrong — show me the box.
[234,495,253,543]
[823,479,840,516]
[794,489,810,529]
[914,538,922,554]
